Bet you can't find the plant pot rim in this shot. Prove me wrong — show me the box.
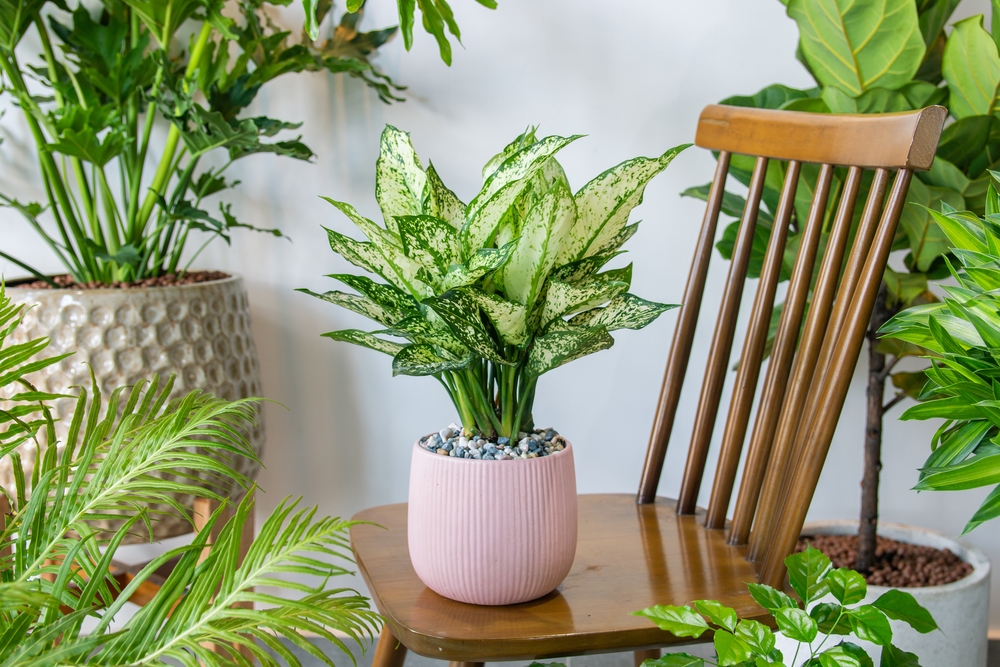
[412,437,573,464]
[7,272,242,294]
[801,519,990,593]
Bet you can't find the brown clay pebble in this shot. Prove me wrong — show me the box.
[796,534,972,588]
[12,271,230,290]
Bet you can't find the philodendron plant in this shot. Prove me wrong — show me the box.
[630,548,937,667]
[881,174,1000,534]
[302,127,686,439]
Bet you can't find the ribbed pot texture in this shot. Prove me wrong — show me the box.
[408,440,577,605]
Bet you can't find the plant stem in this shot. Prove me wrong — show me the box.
[857,284,896,572]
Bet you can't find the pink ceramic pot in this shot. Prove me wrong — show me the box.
[407,440,578,605]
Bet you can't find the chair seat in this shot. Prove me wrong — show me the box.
[350,493,769,661]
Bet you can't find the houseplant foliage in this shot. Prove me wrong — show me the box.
[302,126,686,439]
[881,174,1000,535]
[0,0,495,286]
[0,284,379,665]
[693,0,1000,571]
[630,548,937,667]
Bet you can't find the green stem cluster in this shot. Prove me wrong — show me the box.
[437,353,537,439]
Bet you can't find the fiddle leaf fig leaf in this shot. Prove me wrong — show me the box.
[786,0,925,96]
[943,15,1000,119]
[632,605,710,638]
[376,125,428,234]
[462,134,581,256]
[555,145,689,265]
[525,324,614,377]
[321,329,404,356]
[392,343,471,376]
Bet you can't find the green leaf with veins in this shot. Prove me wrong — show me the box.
[693,599,738,632]
[632,605,710,638]
[747,582,798,613]
[847,605,893,646]
[785,546,832,605]
[871,590,937,633]
[943,15,1000,119]
[775,606,818,643]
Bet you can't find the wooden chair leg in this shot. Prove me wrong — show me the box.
[194,491,256,661]
[373,625,408,667]
[635,648,661,666]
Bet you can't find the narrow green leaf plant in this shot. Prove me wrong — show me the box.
[302,126,687,439]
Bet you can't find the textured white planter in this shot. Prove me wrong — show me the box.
[407,440,577,605]
[779,521,990,667]
[4,275,265,539]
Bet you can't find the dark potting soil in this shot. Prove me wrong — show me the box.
[13,271,230,290]
[796,533,972,588]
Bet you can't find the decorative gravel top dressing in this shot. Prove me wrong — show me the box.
[418,425,567,460]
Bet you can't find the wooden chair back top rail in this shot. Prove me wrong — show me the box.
[639,104,946,586]
[695,105,946,169]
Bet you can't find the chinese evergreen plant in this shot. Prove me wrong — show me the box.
[881,173,1000,534]
[694,0,1000,571]
[0,282,379,666]
[302,126,686,439]
[0,0,494,286]
[627,548,937,667]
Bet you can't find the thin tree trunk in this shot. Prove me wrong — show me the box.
[857,284,893,572]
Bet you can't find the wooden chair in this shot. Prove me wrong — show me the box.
[350,104,947,667]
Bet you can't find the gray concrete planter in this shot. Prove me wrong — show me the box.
[4,274,265,540]
[789,520,990,667]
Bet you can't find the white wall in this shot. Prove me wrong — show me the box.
[2,0,998,632]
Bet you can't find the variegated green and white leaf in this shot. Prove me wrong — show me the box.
[590,222,640,257]
[393,344,472,377]
[596,263,633,288]
[396,215,462,273]
[426,163,466,230]
[323,200,430,298]
[461,135,582,256]
[501,180,576,309]
[554,144,688,264]
[439,243,516,291]
[325,274,418,321]
[570,293,678,331]
[297,289,402,327]
[375,125,427,234]
[549,252,622,283]
[428,290,508,364]
[540,277,629,326]
[321,329,404,356]
[466,290,529,347]
[482,126,538,179]
[381,314,468,356]
[525,325,614,377]
[324,227,408,291]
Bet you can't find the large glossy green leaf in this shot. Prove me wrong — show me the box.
[872,590,937,633]
[721,83,819,109]
[746,583,799,613]
[733,619,775,655]
[827,569,867,605]
[818,645,865,667]
[554,144,689,265]
[501,180,576,309]
[712,630,753,667]
[812,603,853,635]
[692,600,737,632]
[917,452,1000,489]
[462,135,581,256]
[525,324,614,377]
[376,126,428,234]
[962,483,1000,533]
[775,607,818,643]
[786,546,832,605]
[787,0,925,96]
[880,644,921,667]
[943,15,1000,119]
[847,606,893,646]
[632,605,710,638]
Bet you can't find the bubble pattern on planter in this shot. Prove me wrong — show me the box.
[2,276,265,540]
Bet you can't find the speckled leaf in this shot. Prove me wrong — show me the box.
[321,329,404,356]
[297,289,401,327]
[549,252,621,284]
[382,315,468,356]
[323,198,429,297]
[501,180,576,308]
[590,223,640,257]
[376,125,428,234]
[323,226,408,293]
[325,274,418,321]
[392,344,471,376]
[428,290,507,364]
[396,215,461,273]
[787,0,925,96]
[426,163,466,230]
[481,127,538,179]
[439,243,515,290]
[525,324,614,377]
[555,145,687,265]
[570,293,677,331]
[943,15,1000,118]
[462,135,581,256]
[539,278,628,326]
[467,290,529,347]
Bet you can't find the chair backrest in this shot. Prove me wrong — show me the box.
[637,104,946,587]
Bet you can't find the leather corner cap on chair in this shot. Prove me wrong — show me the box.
[351,104,947,667]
